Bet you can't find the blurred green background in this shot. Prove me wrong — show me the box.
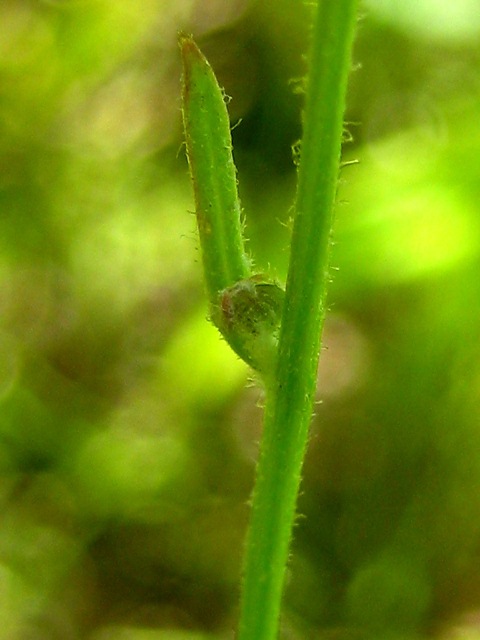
[1,0,480,638]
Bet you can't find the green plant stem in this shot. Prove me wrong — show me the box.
[238,2,358,639]
[180,35,251,302]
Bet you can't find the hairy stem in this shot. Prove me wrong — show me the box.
[238,2,359,639]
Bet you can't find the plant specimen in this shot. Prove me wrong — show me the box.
[180,2,358,637]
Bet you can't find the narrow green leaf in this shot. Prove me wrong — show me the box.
[181,35,284,376]
[180,34,251,302]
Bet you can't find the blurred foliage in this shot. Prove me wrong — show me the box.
[1,0,480,639]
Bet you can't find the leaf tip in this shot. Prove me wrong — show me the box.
[178,32,206,68]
